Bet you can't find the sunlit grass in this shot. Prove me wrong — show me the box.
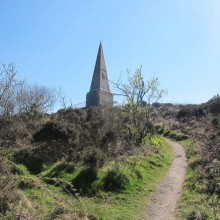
[14,136,173,219]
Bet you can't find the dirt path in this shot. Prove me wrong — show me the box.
[143,139,187,220]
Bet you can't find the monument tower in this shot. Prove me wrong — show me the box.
[86,42,113,107]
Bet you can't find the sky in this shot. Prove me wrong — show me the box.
[0,0,220,109]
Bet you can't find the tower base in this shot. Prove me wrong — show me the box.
[86,89,113,107]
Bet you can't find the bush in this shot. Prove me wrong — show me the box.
[45,162,75,178]
[83,148,105,168]
[49,206,65,219]
[177,105,205,121]
[12,149,43,174]
[72,167,97,195]
[163,130,170,137]
[206,94,220,115]
[18,179,35,189]
[0,117,29,148]
[0,158,18,216]
[177,108,191,120]
[212,117,219,129]
[33,121,70,142]
[103,169,129,192]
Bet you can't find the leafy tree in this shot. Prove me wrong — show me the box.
[112,66,167,144]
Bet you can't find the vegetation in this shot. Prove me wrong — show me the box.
[112,66,167,144]
[1,135,172,219]
[154,95,220,219]
[0,65,173,219]
[3,61,220,219]
[0,63,59,116]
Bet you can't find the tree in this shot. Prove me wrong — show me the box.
[112,66,167,144]
[16,83,59,116]
[0,63,23,116]
[0,63,59,116]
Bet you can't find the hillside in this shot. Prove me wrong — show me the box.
[0,106,173,219]
[155,95,220,219]
[1,94,220,219]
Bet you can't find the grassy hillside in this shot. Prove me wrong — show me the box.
[0,107,173,219]
[155,96,220,219]
[7,136,171,220]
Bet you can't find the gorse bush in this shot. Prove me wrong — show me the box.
[33,121,71,142]
[72,167,98,195]
[206,94,220,115]
[83,148,105,168]
[12,149,44,174]
[103,169,129,192]
[176,105,205,121]
[11,106,158,170]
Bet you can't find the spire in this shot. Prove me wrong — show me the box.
[86,42,113,107]
[89,42,110,92]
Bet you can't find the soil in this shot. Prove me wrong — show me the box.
[143,139,187,220]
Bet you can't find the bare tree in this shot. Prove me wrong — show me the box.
[0,63,60,116]
[16,83,59,115]
[0,63,24,116]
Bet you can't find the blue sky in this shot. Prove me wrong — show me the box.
[0,0,220,108]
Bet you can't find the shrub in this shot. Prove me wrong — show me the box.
[0,158,18,216]
[65,163,75,173]
[135,169,143,179]
[156,126,164,135]
[212,117,219,129]
[163,130,170,137]
[72,167,97,195]
[49,206,65,219]
[45,162,75,178]
[83,148,105,168]
[177,108,190,120]
[12,149,43,174]
[18,179,35,189]
[175,134,189,141]
[103,169,129,192]
[176,105,205,121]
[206,94,220,115]
[33,121,70,142]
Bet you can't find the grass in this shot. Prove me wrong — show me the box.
[157,125,189,141]
[12,136,173,219]
[83,141,173,220]
[177,139,220,220]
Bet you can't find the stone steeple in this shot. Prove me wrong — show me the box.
[86,42,113,107]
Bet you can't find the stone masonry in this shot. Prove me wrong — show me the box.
[86,43,113,107]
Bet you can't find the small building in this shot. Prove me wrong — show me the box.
[86,43,113,107]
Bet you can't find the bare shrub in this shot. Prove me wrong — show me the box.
[0,158,18,216]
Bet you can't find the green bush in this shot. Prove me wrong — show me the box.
[12,149,43,174]
[45,162,75,178]
[83,148,105,168]
[72,167,97,195]
[103,169,129,192]
[175,134,189,141]
[155,125,164,135]
[163,130,170,137]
